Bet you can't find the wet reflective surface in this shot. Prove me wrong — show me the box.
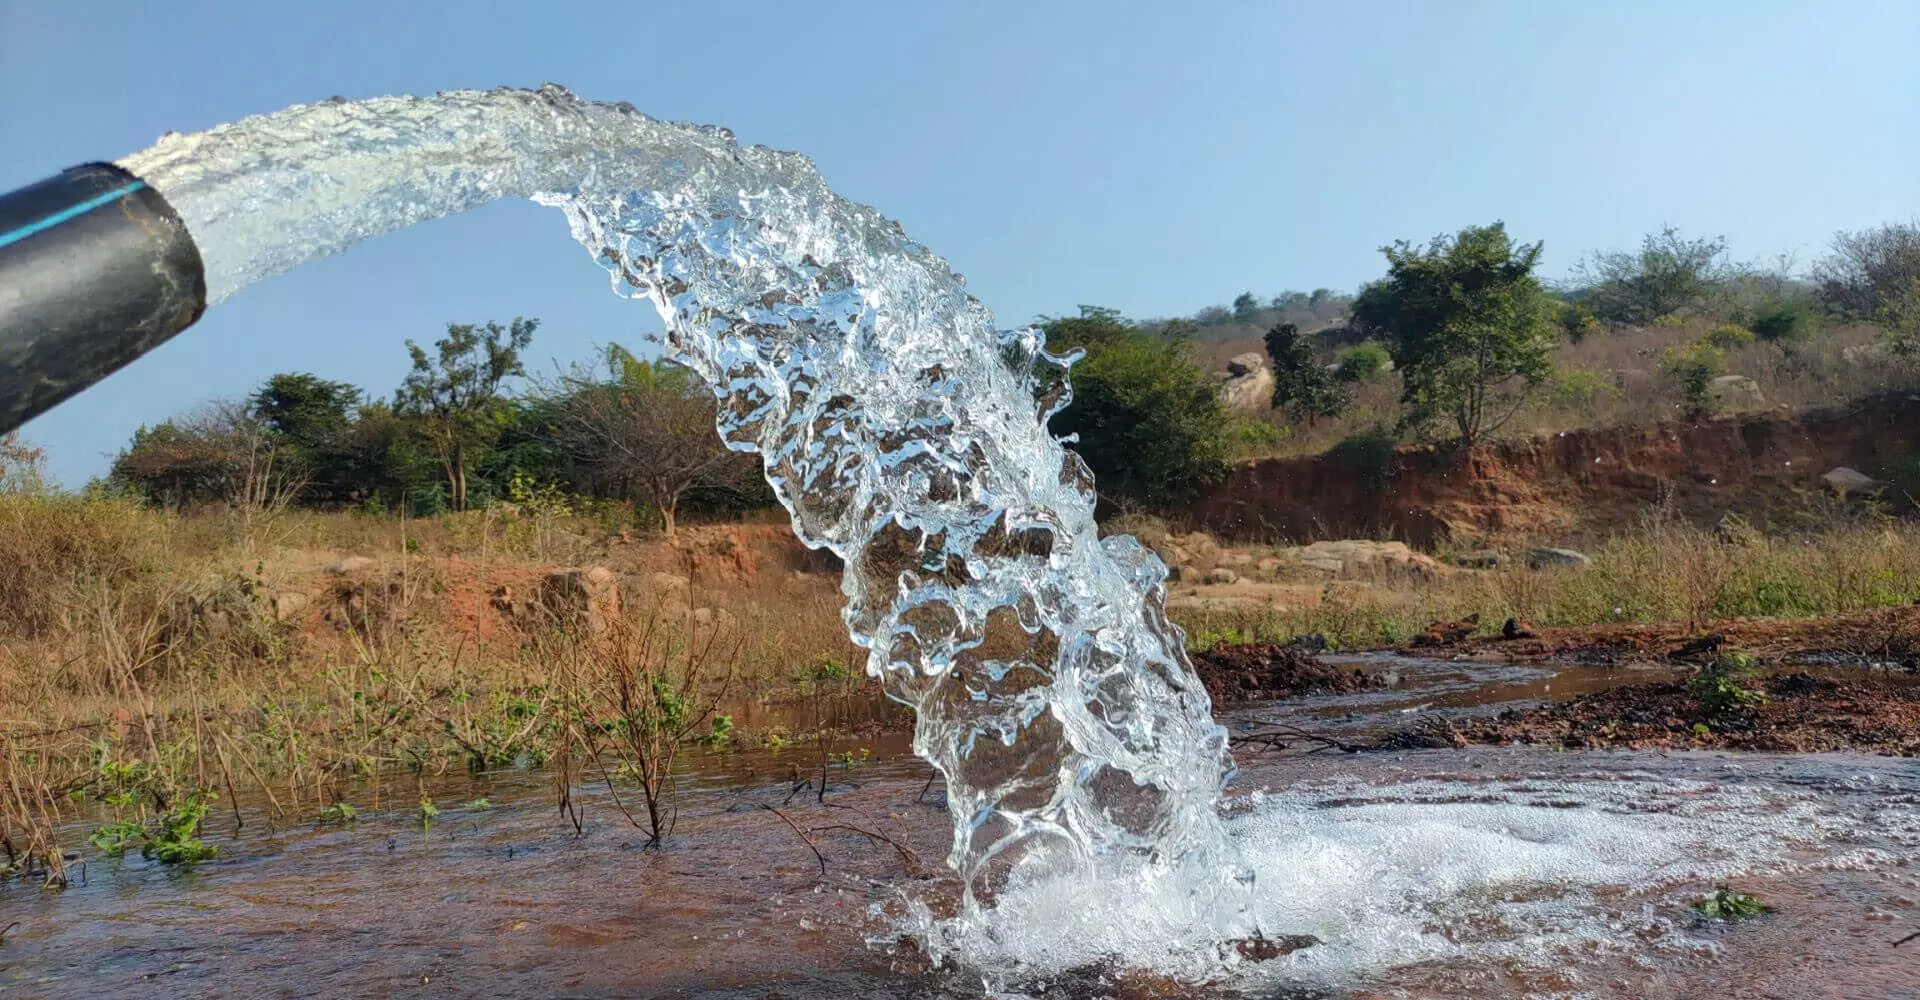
[4,661,1917,999]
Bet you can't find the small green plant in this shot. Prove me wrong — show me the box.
[1695,883,1770,921]
[833,747,872,771]
[89,820,146,856]
[145,794,218,864]
[702,714,735,748]
[320,802,358,825]
[1688,650,1768,719]
[1747,294,1820,345]
[465,798,492,811]
[91,791,219,864]
[1659,342,1727,418]
[416,794,439,844]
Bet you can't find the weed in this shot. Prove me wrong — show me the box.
[465,798,492,810]
[1688,651,1768,720]
[320,802,358,825]
[416,795,439,844]
[1695,883,1770,921]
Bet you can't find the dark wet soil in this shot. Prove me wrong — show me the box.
[1404,603,1920,669]
[1411,670,1920,755]
[1193,641,1380,702]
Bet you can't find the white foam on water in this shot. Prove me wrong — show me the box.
[928,773,1904,991]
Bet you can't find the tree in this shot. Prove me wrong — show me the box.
[1575,226,1732,326]
[250,373,361,502]
[1232,292,1260,322]
[1814,222,1920,358]
[1351,222,1558,449]
[1263,322,1350,425]
[396,318,536,511]
[109,401,298,513]
[1040,307,1234,507]
[550,346,760,536]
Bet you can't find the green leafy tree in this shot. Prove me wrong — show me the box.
[1040,307,1233,507]
[1351,222,1558,449]
[1263,322,1349,425]
[1575,226,1732,326]
[250,373,361,502]
[396,318,536,511]
[1232,292,1260,322]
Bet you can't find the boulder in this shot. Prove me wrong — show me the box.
[1255,557,1285,579]
[1204,567,1240,586]
[540,566,621,635]
[1821,466,1880,496]
[1842,343,1891,367]
[268,591,312,622]
[1707,375,1765,409]
[1218,353,1276,415]
[325,555,376,575]
[1275,540,1449,581]
[1218,551,1255,568]
[1525,547,1592,570]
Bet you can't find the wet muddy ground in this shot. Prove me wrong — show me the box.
[4,652,1919,999]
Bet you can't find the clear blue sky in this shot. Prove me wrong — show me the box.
[3,0,1915,485]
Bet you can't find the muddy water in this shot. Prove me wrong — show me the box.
[4,663,1917,999]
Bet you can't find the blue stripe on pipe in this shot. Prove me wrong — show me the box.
[0,180,148,252]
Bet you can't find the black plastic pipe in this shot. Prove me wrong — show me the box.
[0,163,207,436]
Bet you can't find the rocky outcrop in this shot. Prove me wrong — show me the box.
[1278,540,1449,581]
[1218,352,1275,415]
[1822,466,1879,496]
[1708,375,1765,409]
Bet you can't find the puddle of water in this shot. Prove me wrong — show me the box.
[4,662,1916,999]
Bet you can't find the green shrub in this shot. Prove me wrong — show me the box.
[1702,324,1756,351]
[1659,343,1728,417]
[1326,429,1399,494]
[1747,295,1821,344]
[1334,342,1392,382]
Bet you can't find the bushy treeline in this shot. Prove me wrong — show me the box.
[97,221,1920,522]
[106,319,767,533]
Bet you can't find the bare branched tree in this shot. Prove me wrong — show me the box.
[550,346,761,537]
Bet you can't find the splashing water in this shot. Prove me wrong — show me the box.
[121,85,1252,969]
[113,88,1920,992]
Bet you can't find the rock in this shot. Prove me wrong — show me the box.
[325,555,376,575]
[1452,549,1507,569]
[1255,557,1285,579]
[1842,343,1891,367]
[1821,466,1880,496]
[1707,375,1765,408]
[268,591,312,622]
[1224,352,1264,377]
[540,566,621,635]
[691,606,739,631]
[1500,617,1536,640]
[1204,567,1240,586]
[1526,547,1592,570]
[1218,353,1276,415]
[648,572,692,598]
[1219,551,1255,568]
[1275,540,1449,581]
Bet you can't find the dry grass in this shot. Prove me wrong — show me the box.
[1170,505,1920,651]
[0,493,868,879]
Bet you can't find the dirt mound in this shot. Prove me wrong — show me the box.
[1427,671,1920,755]
[1195,393,1920,545]
[1192,641,1380,703]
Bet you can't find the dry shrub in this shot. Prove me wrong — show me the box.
[0,493,161,638]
